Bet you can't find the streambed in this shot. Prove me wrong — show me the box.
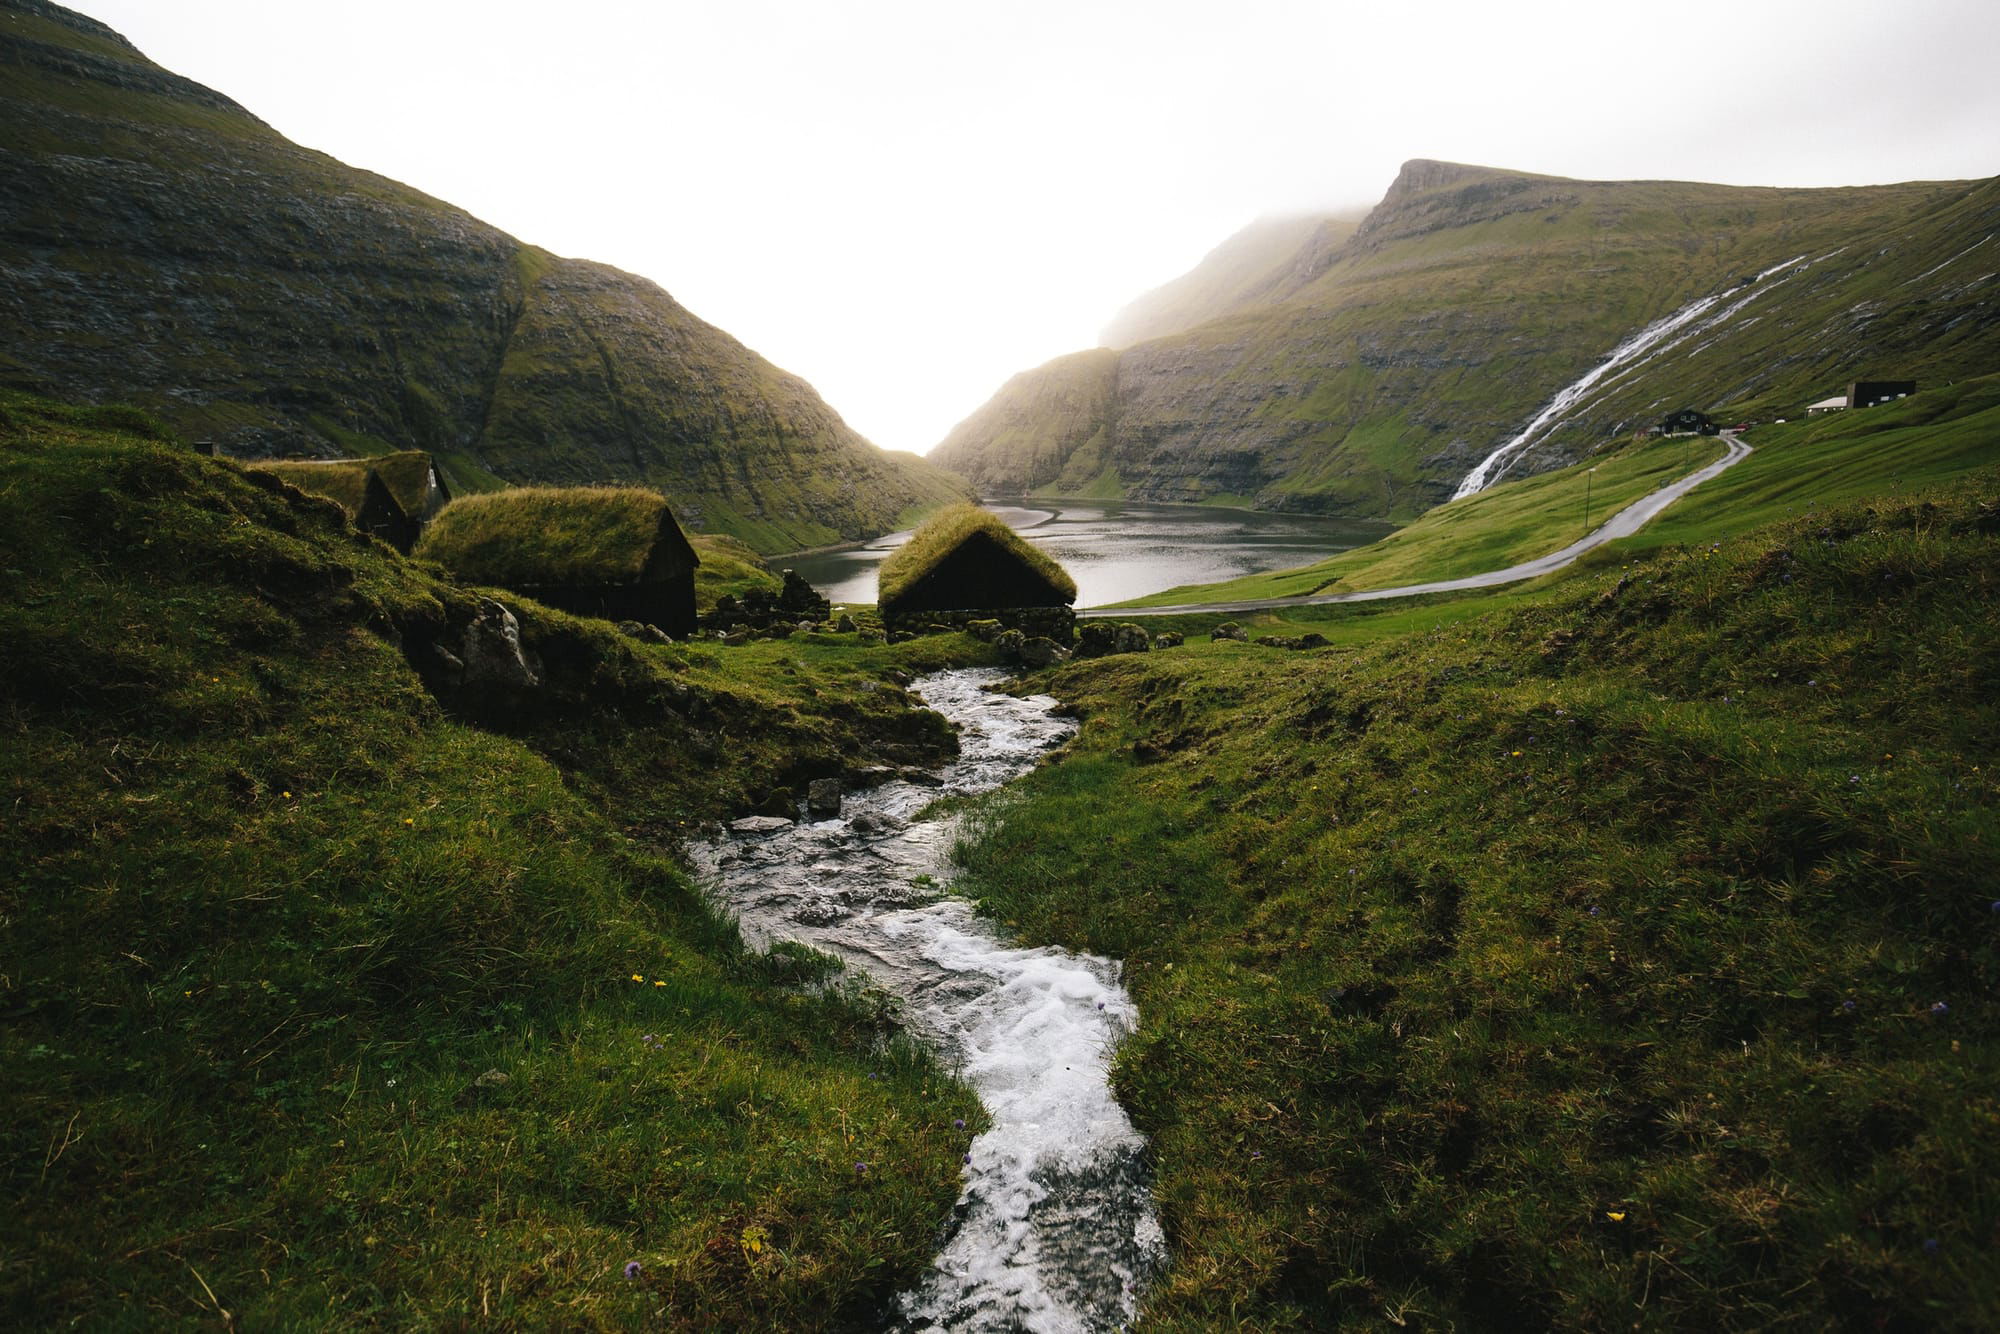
[688,669,1163,1331]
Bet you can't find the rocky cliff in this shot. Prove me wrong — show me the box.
[936,158,2000,518]
[0,0,967,552]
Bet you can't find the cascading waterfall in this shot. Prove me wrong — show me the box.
[689,669,1164,1332]
[1452,251,1820,499]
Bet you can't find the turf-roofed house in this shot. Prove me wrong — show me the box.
[414,486,700,637]
[877,502,1077,641]
[245,451,451,553]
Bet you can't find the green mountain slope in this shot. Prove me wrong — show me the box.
[0,0,968,552]
[1100,213,1350,347]
[933,159,2000,519]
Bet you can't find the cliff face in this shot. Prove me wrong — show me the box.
[0,0,967,552]
[935,158,2000,518]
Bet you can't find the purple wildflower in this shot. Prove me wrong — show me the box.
[953,1118,966,1129]
[1990,901,2000,913]
[1588,906,1601,917]
[623,1261,642,1280]
[1932,1001,1950,1017]
[1843,1000,1857,1013]
[1923,1238,1941,1257]
[855,1161,869,1173]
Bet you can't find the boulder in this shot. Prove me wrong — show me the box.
[1018,636,1070,667]
[1113,622,1153,654]
[835,613,858,633]
[1210,621,1248,642]
[993,628,1026,659]
[1073,622,1118,658]
[966,618,1003,642]
[807,778,843,818]
[1155,631,1184,648]
[461,599,540,689]
[728,815,795,837]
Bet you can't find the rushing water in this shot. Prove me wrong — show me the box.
[689,670,1164,1331]
[788,500,1394,608]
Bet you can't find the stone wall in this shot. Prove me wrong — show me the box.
[884,605,1075,645]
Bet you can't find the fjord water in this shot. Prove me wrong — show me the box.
[789,500,1394,608]
[689,671,1164,1331]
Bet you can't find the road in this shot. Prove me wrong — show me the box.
[1078,433,1752,618]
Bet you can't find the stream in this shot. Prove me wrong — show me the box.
[688,669,1164,1331]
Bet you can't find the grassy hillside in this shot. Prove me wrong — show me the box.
[0,1,968,553]
[1101,214,1352,348]
[934,159,1999,519]
[0,392,994,1327]
[1118,374,2000,608]
[952,476,2000,1328]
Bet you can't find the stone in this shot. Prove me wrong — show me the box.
[1073,622,1118,659]
[729,815,795,836]
[993,628,1026,659]
[474,1068,510,1088]
[1113,622,1152,654]
[722,629,752,646]
[807,777,843,817]
[1155,631,1184,648]
[460,598,540,688]
[1018,636,1069,667]
[1211,621,1248,642]
[858,630,886,644]
[835,613,858,633]
[966,618,1002,642]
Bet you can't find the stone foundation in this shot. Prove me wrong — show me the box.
[883,605,1075,645]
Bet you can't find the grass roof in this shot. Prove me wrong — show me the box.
[247,458,375,518]
[415,486,690,587]
[877,502,1076,607]
[366,451,442,515]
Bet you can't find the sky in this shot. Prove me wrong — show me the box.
[77,0,2000,456]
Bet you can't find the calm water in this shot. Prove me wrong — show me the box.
[787,501,1396,609]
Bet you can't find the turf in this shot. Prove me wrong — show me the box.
[0,392,993,1328]
[950,472,2000,1328]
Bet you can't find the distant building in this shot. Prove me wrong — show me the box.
[1806,396,1849,417]
[1848,380,1916,408]
[413,486,699,637]
[246,451,452,553]
[877,503,1078,641]
[1659,408,1719,436]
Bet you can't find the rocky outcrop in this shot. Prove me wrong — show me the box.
[0,1,968,553]
[933,159,2000,520]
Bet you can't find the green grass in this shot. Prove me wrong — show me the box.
[416,485,685,586]
[690,532,784,608]
[951,473,2000,1327]
[0,394,993,1328]
[1120,433,1730,606]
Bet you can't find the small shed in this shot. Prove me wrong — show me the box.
[413,486,699,636]
[1806,395,1849,416]
[1658,409,1719,436]
[877,503,1077,640]
[247,451,450,553]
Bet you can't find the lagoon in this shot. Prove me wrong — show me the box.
[787,500,1397,609]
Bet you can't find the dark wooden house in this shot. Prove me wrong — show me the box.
[413,486,700,637]
[876,503,1077,640]
[1659,409,1719,436]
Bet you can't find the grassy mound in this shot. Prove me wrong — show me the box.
[877,503,1077,608]
[0,394,987,1327]
[416,486,687,586]
[689,532,784,608]
[954,477,2000,1327]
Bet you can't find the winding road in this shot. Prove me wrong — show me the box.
[1079,433,1751,618]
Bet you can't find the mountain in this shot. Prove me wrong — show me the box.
[1100,213,1351,348]
[934,159,2000,518]
[0,0,968,552]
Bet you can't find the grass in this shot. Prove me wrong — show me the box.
[1119,433,1730,606]
[950,471,2000,1328]
[876,502,1077,609]
[416,486,688,586]
[690,532,784,607]
[0,393,998,1328]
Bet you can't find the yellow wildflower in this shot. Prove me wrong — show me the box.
[631,973,644,983]
[1607,1210,1626,1222]
[653,980,666,987]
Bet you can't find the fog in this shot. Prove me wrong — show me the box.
[75,0,2000,455]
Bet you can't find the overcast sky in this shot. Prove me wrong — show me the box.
[78,0,2000,455]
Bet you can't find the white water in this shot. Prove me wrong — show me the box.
[1452,252,1813,499]
[689,670,1164,1332]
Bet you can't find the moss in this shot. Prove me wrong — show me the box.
[877,503,1077,610]
[416,486,690,586]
